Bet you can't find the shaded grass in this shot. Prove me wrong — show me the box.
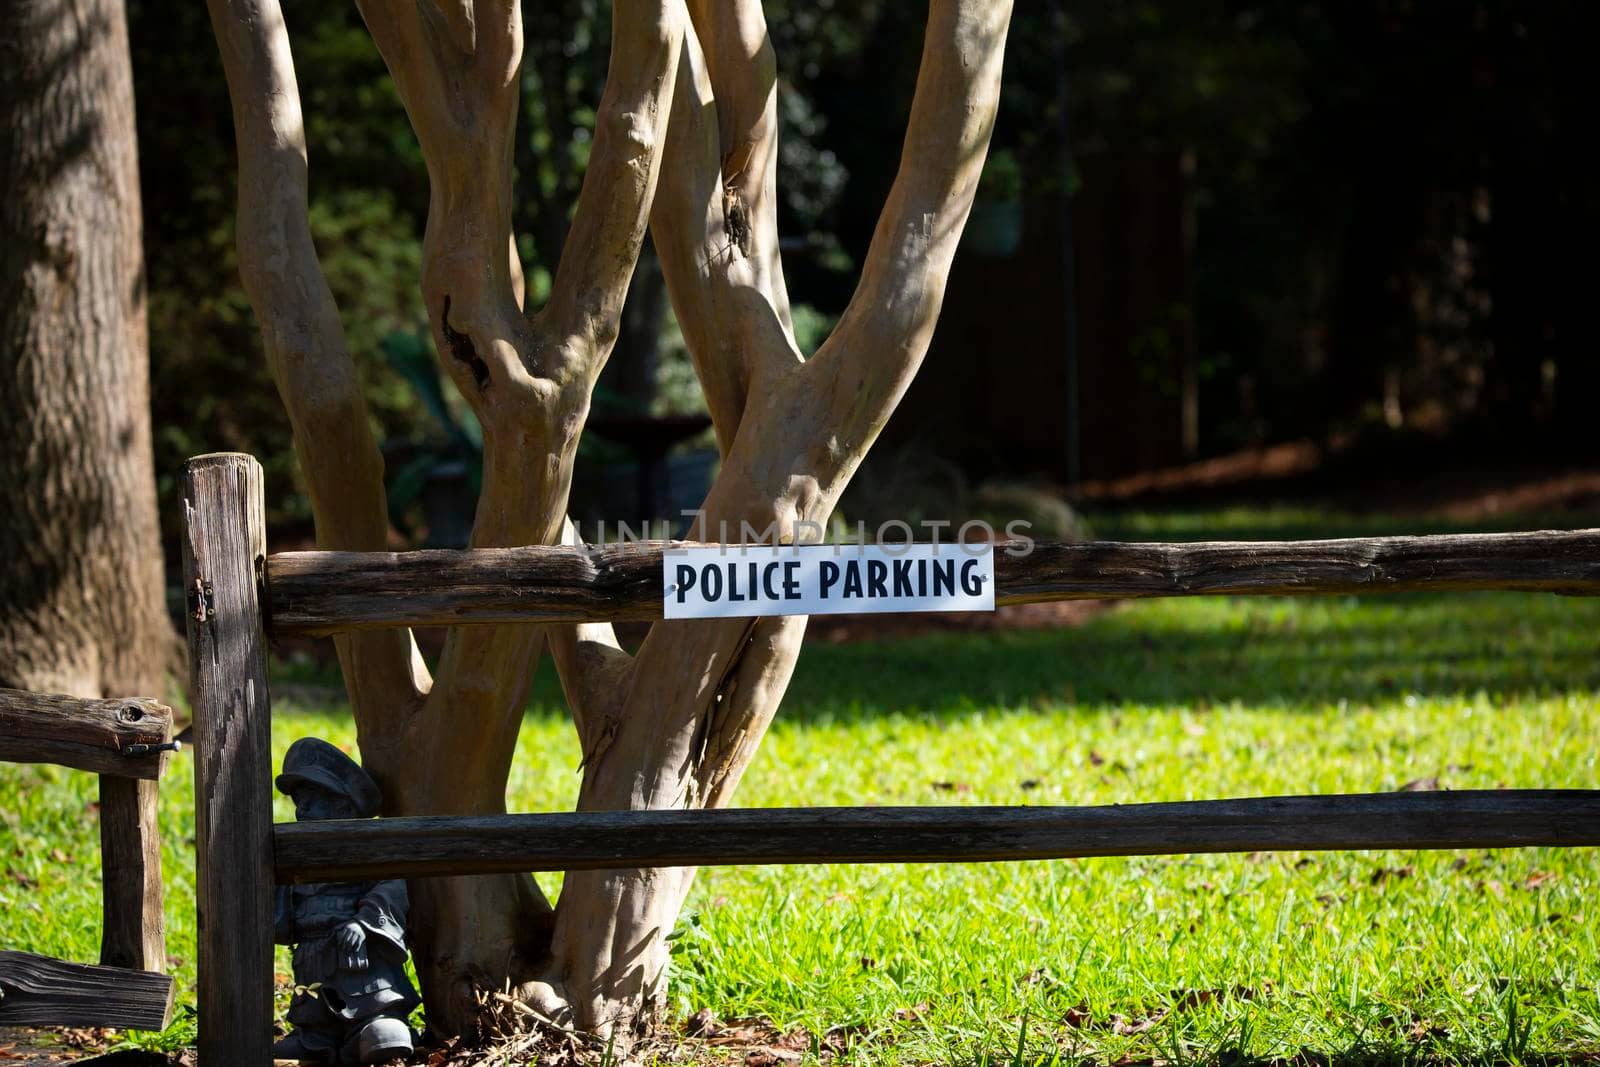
[2,532,1598,1061]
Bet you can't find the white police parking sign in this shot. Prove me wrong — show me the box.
[663,543,996,619]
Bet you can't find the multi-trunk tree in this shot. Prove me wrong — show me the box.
[206,0,1012,1040]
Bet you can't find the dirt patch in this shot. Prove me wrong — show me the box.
[0,1027,146,1066]
[1415,468,1600,521]
[0,1028,68,1066]
[422,1005,863,1067]
[1077,439,1327,503]
[1075,431,1600,524]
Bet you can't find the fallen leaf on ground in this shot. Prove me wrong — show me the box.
[685,1008,720,1037]
[1171,984,1265,1009]
[1409,1019,1449,1042]
[1111,1009,1168,1035]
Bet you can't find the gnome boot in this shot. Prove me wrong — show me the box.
[354,1015,414,1064]
[272,1026,339,1064]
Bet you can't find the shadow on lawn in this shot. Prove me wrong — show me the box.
[267,590,1600,726]
[776,592,1600,724]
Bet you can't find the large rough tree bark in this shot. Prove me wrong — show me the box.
[0,0,168,700]
[206,0,1011,1041]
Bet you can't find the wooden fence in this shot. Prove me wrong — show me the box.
[0,689,177,1031]
[177,452,1600,1064]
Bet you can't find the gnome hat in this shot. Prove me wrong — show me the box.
[275,737,382,818]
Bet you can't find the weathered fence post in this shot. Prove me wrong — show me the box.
[97,774,165,972]
[181,453,274,1064]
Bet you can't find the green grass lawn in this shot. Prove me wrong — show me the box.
[4,524,1599,1063]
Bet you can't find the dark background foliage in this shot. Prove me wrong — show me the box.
[129,0,1600,538]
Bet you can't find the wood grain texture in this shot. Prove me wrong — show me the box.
[1003,531,1600,601]
[98,774,165,972]
[0,950,174,1030]
[273,790,1600,883]
[0,687,173,779]
[0,0,171,701]
[268,541,665,633]
[180,453,275,1064]
[265,529,1600,635]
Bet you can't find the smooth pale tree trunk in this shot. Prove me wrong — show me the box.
[205,0,1011,1042]
[0,0,168,700]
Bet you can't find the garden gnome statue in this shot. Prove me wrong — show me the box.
[273,738,420,1064]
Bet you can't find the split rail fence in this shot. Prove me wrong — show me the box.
[178,452,1600,1064]
[0,689,177,1031]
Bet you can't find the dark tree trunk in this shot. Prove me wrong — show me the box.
[0,0,169,698]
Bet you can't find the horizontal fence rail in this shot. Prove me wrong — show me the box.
[0,688,175,780]
[264,529,1600,635]
[273,790,1600,883]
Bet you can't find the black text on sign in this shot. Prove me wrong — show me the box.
[662,544,996,619]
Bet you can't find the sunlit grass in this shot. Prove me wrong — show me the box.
[3,585,1598,1062]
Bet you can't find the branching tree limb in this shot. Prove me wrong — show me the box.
[208,0,1011,1041]
[205,0,427,725]
[540,0,1012,1037]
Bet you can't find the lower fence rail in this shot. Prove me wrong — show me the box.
[273,789,1600,883]
[0,951,175,1031]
